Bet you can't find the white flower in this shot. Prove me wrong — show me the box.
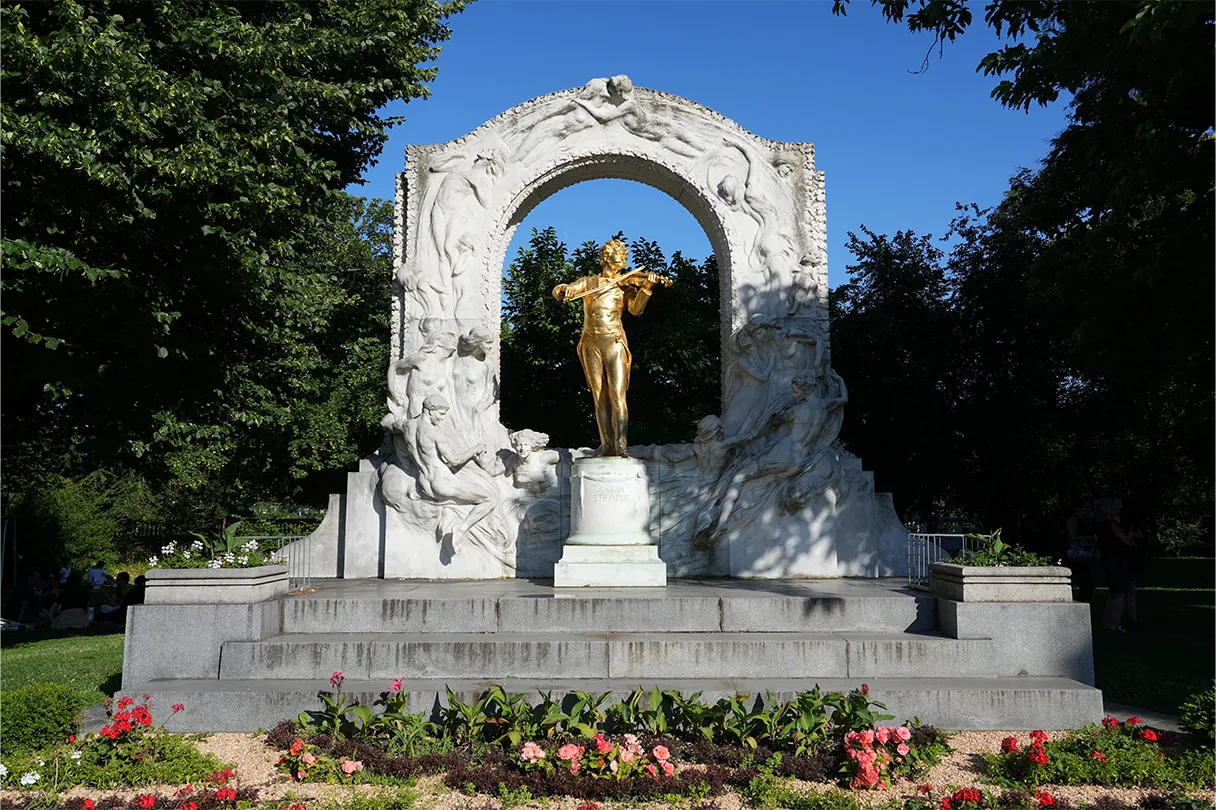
[34,757,44,766]
[148,555,159,566]
[238,555,249,566]
[223,552,236,563]
[182,550,191,560]
[70,751,82,761]
[191,539,204,550]
[0,762,7,776]
[20,771,39,786]
[243,540,259,551]
[209,559,222,569]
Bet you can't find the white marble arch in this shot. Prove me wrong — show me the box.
[302,76,909,581]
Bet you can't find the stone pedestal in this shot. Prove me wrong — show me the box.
[554,457,667,587]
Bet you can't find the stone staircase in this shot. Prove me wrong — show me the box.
[121,579,1103,732]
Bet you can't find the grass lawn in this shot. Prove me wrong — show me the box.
[1089,556,1214,715]
[0,625,124,705]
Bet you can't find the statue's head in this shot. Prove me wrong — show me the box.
[716,176,740,207]
[428,331,458,355]
[792,370,817,400]
[599,239,629,275]
[422,394,450,425]
[696,415,725,443]
[459,325,494,354]
[607,74,633,100]
[510,428,550,458]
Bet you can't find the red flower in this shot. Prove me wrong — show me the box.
[138,795,156,808]
[69,735,76,743]
[143,693,151,700]
[1101,716,1119,729]
[289,739,305,756]
[172,703,185,714]
[1126,716,1140,725]
[117,697,134,710]
[919,784,935,795]
[939,799,952,810]
[1029,729,1048,744]
[1035,790,1056,807]
[329,670,344,690]
[1090,750,1107,762]
[215,787,237,801]
[861,683,870,696]
[1000,736,1020,753]
[1028,743,1049,766]
[1137,728,1159,742]
[183,804,197,810]
[83,801,96,810]
[577,803,601,810]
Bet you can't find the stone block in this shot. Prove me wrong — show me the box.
[554,544,667,587]
[143,565,289,605]
[937,599,1095,684]
[220,636,376,680]
[606,633,847,679]
[930,563,1072,602]
[498,594,720,632]
[122,601,279,686]
[841,633,996,677]
[720,592,933,633]
[282,595,498,633]
[368,635,609,679]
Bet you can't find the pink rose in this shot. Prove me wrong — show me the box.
[894,726,912,742]
[876,726,892,745]
[570,761,580,774]
[520,742,546,762]
[557,743,583,762]
[661,760,674,777]
[620,750,637,765]
[297,770,307,781]
[645,763,657,777]
[609,760,619,773]
[594,734,612,754]
[897,743,910,756]
[302,752,317,765]
[340,759,363,776]
[859,730,876,749]
[651,745,670,762]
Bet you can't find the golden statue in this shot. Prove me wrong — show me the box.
[553,238,673,456]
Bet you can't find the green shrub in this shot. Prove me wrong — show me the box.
[1179,682,1215,746]
[69,731,226,788]
[0,682,82,754]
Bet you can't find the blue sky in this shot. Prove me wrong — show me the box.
[353,1,1070,289]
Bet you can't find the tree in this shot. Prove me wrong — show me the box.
[500,228,720,449]
[1,0,464,498]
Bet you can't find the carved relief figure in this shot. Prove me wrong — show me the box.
[716,137,798,287]
[789,252,822,316]
[508,429,561,494]
[722,318,821,440]
[518,75,705,162]
[425,150,505,293]
[388,331,458,419]
[553,238,672,456]
[451,326,498,439]
[412,394,501,554]
[697,371,829,545]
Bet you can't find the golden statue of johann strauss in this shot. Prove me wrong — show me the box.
[553,238,673,457]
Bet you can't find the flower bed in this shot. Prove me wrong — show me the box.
[985,717,1213,791]
[259,674,951,802]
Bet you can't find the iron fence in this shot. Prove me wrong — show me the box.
[906,532,985,589]
[242,535,312,589]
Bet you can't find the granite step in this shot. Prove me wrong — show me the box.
[121,676,1104,733]
[218,631,996,681]
[280,586,935,635]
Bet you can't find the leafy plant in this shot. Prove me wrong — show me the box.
[482,685,539,748]
[440,688,490,747]
[828,685,894,735]
[566,690,611,734]
[0,681,82,754]
[1179,682,1214,746]
[959,529,1054,567]
[298,672,366,739]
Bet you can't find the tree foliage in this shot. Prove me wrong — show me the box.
[500,228,720,449]
[830,0,1213,550]
[1,0,461,502]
